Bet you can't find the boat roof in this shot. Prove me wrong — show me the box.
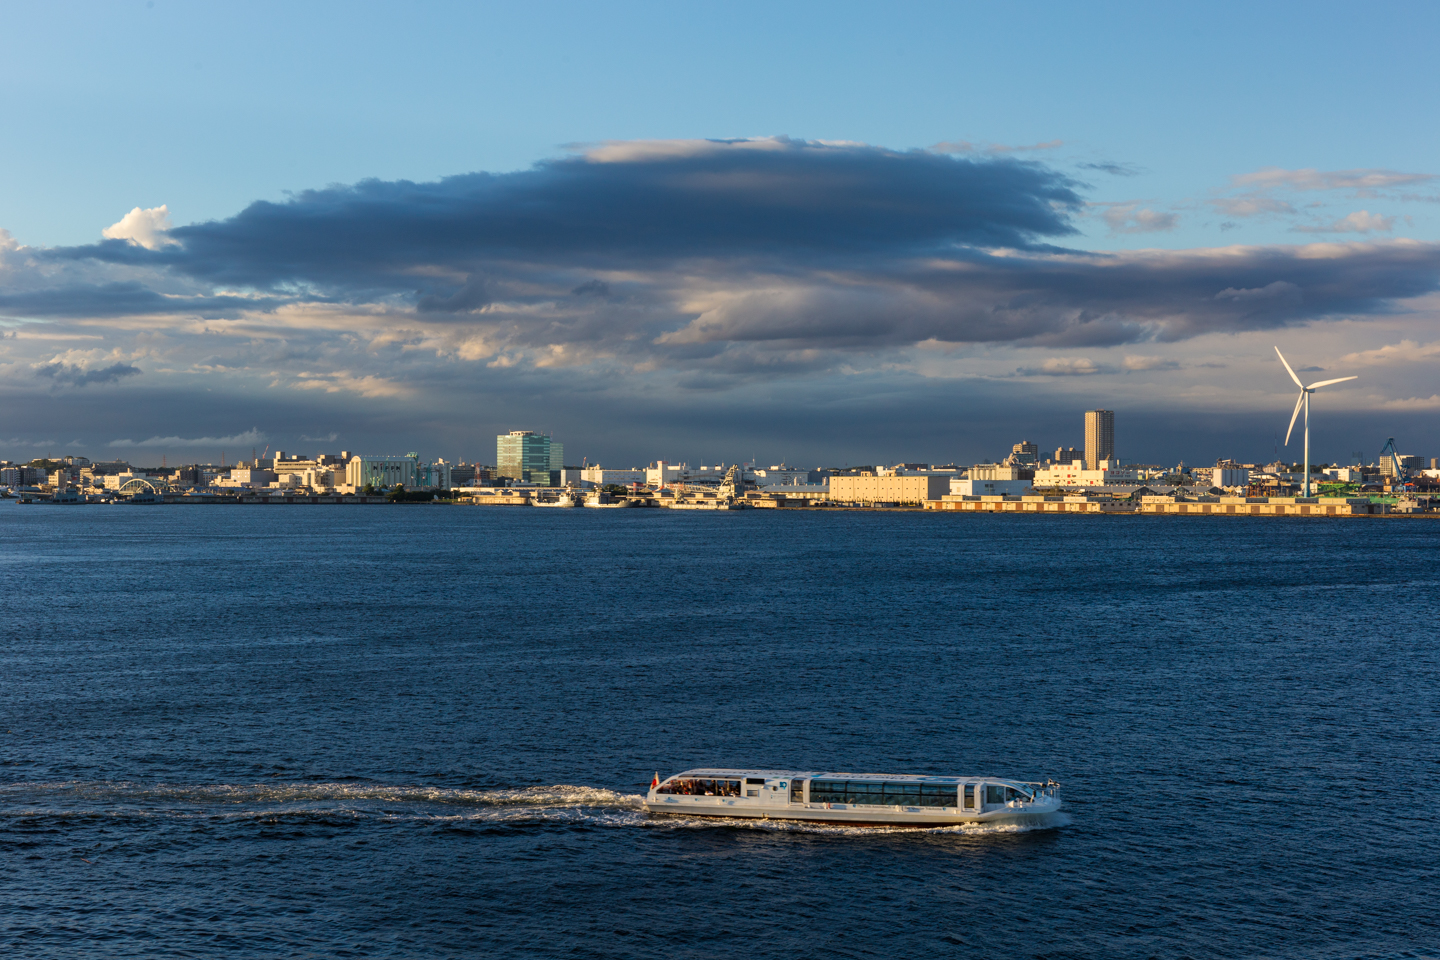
[667,768,1038,785]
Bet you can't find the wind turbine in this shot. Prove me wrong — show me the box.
[1275,346,1357,498]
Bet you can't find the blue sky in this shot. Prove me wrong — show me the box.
[2,1,1438,467]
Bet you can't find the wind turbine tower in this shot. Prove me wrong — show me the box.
[1274,346,1357,498]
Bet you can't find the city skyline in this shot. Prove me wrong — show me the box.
[2,3,1438,468]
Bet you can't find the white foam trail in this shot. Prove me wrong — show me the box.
[0,780,639,807]
[641,810,1071,836]
[0,781,644,824]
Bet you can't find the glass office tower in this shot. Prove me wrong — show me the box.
[496,430,563,486]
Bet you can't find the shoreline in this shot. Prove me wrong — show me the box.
[6,498,1437,518]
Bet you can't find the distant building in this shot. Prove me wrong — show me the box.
[1053,446,1081,465]
[828,475,950,504]
[752,465,815,486]
[450,464,492,486]
[1007,441,1039,466]
[497,431,563,486]
[950,476,1029,496]
[969,463,1028,481]
[1210,465,1250,488]
[1033,460,1137,488]
[346,455,418,490]
[1084,410,1115,470]
[418,459,451,490]
[1380,454,1425,477]
[581,465,647,486]
[223,466,278,487]
[645,461,689,488]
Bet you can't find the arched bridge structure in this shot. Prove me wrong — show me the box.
[117,478,171,496]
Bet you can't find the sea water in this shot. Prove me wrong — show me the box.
[2,503,1437,958]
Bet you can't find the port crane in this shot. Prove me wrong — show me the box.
[1380,437,1412,492]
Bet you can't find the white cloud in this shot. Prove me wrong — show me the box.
[1230,167,1436,193]
[1340,339,1440,366]
[108,428,265,448]
[1122,355,1179,371]
[291,371,414,398]
[102,204,179,250]
[1017,357,1104,376]
[1210,195,1297,218]
[1377,394,1440,410]
[581,137,797,164]
[1098,203,1177,234]
[931,139,1064,155]
[300,432,340,442]
[1292,210,1395,234]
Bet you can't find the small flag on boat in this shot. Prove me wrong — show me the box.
[651,772,659,788]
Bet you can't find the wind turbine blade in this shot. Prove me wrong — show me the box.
[1284,391,1304,446]
[1305,376,1358,390]
[1275,346,1304,388]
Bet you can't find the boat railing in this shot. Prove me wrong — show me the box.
[1019,779,1061,801]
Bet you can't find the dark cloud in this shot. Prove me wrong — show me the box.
[647,242,1440,352]
[417,275,491,314]
[571,279,611,297]
[0,282,279,319]
[7,137,1440,392]
[36,361,142,387]
[51,138,1082,296]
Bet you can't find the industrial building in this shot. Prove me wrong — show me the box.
[346,454,419,490]
[1032,460,1138,488]
[580,465,648,486]
[828,474,950,504]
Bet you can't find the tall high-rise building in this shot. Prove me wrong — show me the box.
[496,430,563,486]
[1084,410,1114,470]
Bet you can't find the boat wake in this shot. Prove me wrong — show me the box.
[0,781,1068,836]
[645,810,1071,836]
[0,780,644,826]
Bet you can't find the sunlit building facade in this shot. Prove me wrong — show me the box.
[1084,410,1115,470]
[497,431,563,486]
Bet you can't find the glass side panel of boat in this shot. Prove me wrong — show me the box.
[645,768,1061,826]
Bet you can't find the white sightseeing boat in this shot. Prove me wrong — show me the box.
[645,768,1060,826]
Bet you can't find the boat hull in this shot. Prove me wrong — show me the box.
[643,794,1060,826]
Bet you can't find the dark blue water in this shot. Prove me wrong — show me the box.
[2,503,1438,958]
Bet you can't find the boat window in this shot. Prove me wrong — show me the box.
[919,784,956,807]
[963,784,975,808]
[656,778,742,796]
[885,783,922,806]
[791,779,806,802]
[806,780,955,807]
[851,782,882,802]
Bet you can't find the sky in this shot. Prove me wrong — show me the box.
[2,0,1438,468]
